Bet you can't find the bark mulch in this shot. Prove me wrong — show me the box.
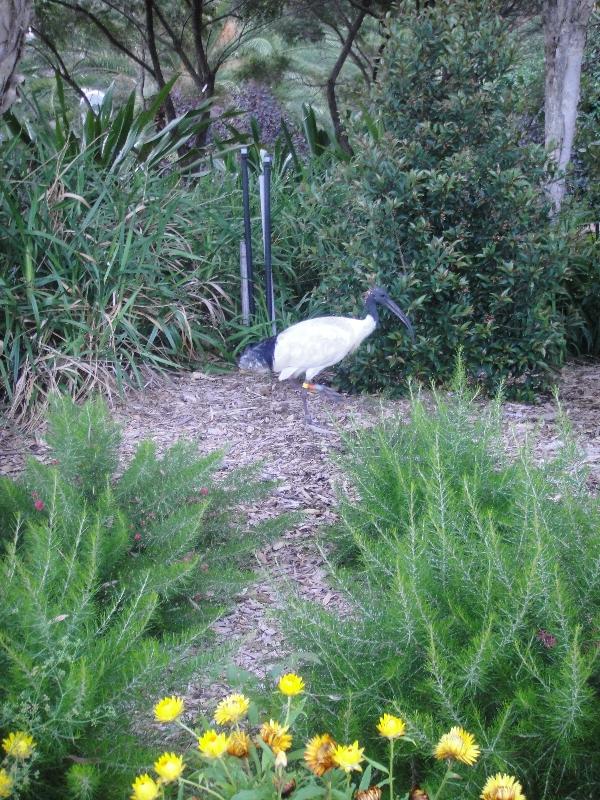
[2,361,600,710]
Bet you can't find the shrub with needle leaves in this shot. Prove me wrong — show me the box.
[0,395,287,798]
[284,363,600,799]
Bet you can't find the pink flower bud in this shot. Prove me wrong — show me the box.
[199,487,209,496]
[134,533,142,542]
[34,499,45,511]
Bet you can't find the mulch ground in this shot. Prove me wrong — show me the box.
[2,361,600,711]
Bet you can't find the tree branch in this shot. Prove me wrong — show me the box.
[144,0,176,121]
[31,27,94,111]
[46,0,156,77]
[327,1,371,154]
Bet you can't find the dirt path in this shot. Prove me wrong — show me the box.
[2,362,600,709]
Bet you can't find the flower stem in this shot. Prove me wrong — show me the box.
[432,765,453,800]
[180,778,226,800]
[389,739,395,800]
[176,719,199,739]
[284,697,292,727]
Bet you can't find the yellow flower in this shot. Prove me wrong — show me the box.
[153,696,184,723]
[0,769,13,799]
[131,773,160,800]
[198,729,230,759]
[154,752,185,783]
[2,730,36,759]
[304,733,337,776]
[278,673,305,696]
[434,726,480,766]
[376,713,406,740]
[332,741,365,773]
[260,720,293,754]
[481,773,526,800]
[227,730,251,758]
[214,693,250,725]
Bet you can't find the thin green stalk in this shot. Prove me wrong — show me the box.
[179,778,226,800]
[432,765,453,800]
[389,739,395,800]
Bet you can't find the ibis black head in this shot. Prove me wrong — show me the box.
[364,286,415,341]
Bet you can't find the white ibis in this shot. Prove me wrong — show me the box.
[239,287,414,423]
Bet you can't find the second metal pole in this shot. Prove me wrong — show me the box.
[261,154,275,336]
[240,147,255,317]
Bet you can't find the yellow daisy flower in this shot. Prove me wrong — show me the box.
[332,741,365,773]
[228,730,251,758]
[153,696,184,723]
[376,713,406,740]
[481,773,526,800]
[130,773,160,800]
[154,752,185,783]
[0,769,13,799]
[214,693,250,725]
[198,729,230,759]
[304,733,337,776]
[260,719,293,754]
[2,730,36,759]
[278,673,305,696]
[434,726,480,766]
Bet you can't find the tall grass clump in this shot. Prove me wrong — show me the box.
[0,82,242,423]
[285,366,600,800]
[0,396,286,797]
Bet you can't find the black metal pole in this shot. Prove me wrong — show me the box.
[262,154,275,335]
[240,147,255,316]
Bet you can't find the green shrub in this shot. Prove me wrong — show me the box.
[279,1,568,399]
[284,367,600,799]
[0,396,284,797]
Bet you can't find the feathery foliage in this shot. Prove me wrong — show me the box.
[0,395,284,797]
[284,364,600,800]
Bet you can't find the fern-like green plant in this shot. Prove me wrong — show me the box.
[284,367,600,800]
[0,395,286,798]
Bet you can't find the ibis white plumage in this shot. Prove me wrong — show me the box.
[239,287,414,422]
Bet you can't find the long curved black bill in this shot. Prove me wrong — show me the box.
[383,297,415,342]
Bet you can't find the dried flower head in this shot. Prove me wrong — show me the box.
[2,731,36,759]
[376,713,406,740]
[356,788,382,800]
[130,773,160,800]
[304,733,337,776]
[214,693,250,725]
[198,730,230,759]
[278,673,305,696]
[434,726,480,766]
[154,752,184,783]
[260,720,292,754]
[154,696,184,723]
[332,741,365,773]
[227,730,251,758]
[480,773,526,800]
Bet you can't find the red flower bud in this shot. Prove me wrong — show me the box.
[199,487,209,496]
[34,499,45,511]
[134,533,142,542]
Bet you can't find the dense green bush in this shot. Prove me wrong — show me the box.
[279,2,569,399]
[0,396,284,797]
[284,367,600,800]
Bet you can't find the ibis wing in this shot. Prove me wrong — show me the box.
[273,316,373,379]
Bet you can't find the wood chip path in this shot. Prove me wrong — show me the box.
[2,362,600,710]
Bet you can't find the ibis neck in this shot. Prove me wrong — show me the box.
[364,296,379,325]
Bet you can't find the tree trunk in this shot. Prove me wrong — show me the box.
[0,0,32,114]
[543,0,595,214]
[327,2,370,156]
[144,0,176,123]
